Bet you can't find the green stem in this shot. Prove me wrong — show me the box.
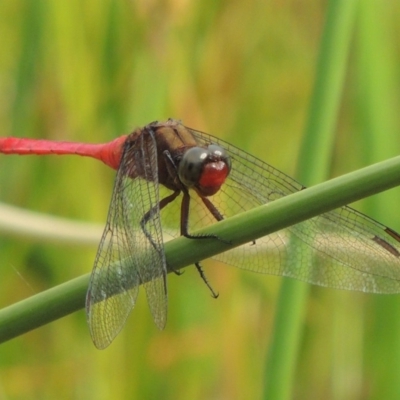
[0,154,399,345]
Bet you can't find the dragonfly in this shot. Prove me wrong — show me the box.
[1,118,400,349]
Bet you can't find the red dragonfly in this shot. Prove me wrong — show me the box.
[1,118,400,349]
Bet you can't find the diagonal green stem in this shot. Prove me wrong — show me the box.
[0,154,399,345]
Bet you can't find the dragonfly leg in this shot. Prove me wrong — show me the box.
[181,188,231,244]
[199,196,224,221]
[140,189,181,253]
[141,189,180,232]
[195,262,219,298]
[173,269,184,276]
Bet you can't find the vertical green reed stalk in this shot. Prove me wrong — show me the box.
[263,1,358,398]
[357,2,400,398]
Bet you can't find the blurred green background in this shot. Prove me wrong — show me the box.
[0,0,400,399]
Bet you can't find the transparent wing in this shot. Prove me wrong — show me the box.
[159,126,400,294]
[86,131,167,349]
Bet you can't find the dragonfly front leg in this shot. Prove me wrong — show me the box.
[140,189,181,250]
[140,189,187,277]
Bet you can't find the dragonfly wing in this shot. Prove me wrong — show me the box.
[284,207,400,293]
[189,128,400,294]
[86,171,141,349]
[130,156,168,331]
[86,130,167,349]
[86,228,140,350]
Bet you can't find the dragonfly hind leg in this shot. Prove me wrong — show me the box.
[195,262,219,298]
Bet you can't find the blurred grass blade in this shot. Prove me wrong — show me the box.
[0,202,102,245]
[263,1,359,399]
[356,0,400,398]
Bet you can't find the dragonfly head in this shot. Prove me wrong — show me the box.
[178,145,231,196]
